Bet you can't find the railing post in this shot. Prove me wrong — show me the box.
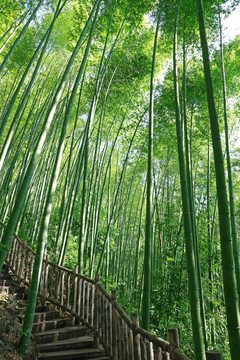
[71,265,78,326]
[15,241,21,277]
[12,238,19,272]
[162,350,170,360]
[206,350,223,360]
[9,235,16,269]
[168,328,180,360]
[132,313,141,360]
[18,240,27,280]
[93,274,100,348]
[112,290,118,359]
[41,254,49,306]
[153,343,162,360]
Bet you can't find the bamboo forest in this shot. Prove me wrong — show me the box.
[0,0,240,359]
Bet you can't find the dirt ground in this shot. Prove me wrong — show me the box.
[0,300,39,360]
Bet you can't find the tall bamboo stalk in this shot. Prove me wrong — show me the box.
[196,0,240,357]
[173,1,205,358]
[142,5,160,331]
[217,2,240,303]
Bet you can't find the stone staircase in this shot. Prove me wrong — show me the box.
[0,265,109,360]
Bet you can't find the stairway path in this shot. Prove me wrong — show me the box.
[0,265,109,360]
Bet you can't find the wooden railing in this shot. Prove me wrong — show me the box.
[5,233,192,360]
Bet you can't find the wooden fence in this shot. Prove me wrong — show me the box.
[5,233,192,360]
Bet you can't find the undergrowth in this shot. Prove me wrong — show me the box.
[0,300,39,360]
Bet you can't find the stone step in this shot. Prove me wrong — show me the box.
[1,266,10,273]
[0,271,10,277]
[0,273,12,280]
[17,304,50,313]
[38,348,107,360]
[14,286,26,293]
[0,293,8,301]
[32,318,70,334]
[0,285,10,295]
[0,279,16,286]
[0,285,27,295]
[86,358,109,360]
[34,311,60,323]
[14,291,29,300]
[0,268,12,276]
[34,326,87,344]
[38,336,93,352]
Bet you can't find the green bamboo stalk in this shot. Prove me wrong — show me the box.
[196,0,240,357]
[0,0,66,149]
[173,1,205,358]
[18,3,101,353]
[182,28,207,349]
[0,0,45,77]
[95,106,146,274]
[142,4,160,331]
[217,2,240,303]
[0,11,28,52]
[0,0,101,273]
[78,3,120,273]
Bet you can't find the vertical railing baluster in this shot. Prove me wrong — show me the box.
[41,255,49,306]
[112,290,118,359]
[13,240,19,272]
[145,339,152,359]
[128,324,134,360]
[132,313,141,360]
[25,249,29,282]
[93,274,100,348]
[71,265,78,326]
[168,328,180,360]
[84,280,89,324]
[49,265,54,299]
[64,271,68,308]
[119,315,125,360]
[19,240,27,281]
[66,271,71,308]
[55,267,60,303]
[5,234,11,264]
[106,299,109,353]
[54,266,59,301]
[9,236,16,269]
[141,337,147,359]
[124,322,129,360]
[101,293,105,344]
[89,283,94,327]
[153,344,162,360]
[109,300,113,357]
[162,350,170,360]
[30,252,34,279]
[60,270,64,306]
[14,240,19,275]
[77,277,82,317]
[82,280,86,322]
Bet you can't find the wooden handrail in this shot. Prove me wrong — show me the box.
[5,233,192,360]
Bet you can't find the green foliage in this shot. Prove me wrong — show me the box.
[0,0,240,358]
